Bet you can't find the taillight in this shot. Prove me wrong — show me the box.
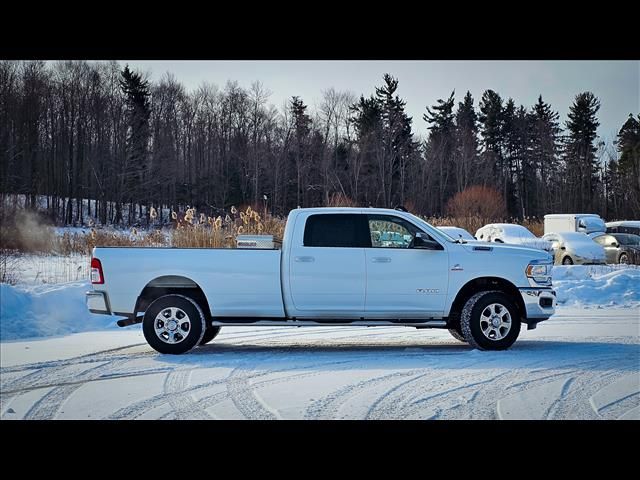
[91,257,104,284]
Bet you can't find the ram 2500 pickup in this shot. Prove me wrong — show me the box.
[86,207,556,354]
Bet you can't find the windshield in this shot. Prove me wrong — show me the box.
[406,213,457,243]
[561,232,598,244]
[502,225,536,238]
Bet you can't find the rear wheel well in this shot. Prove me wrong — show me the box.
[447,277,525,326]
[136,277,212,322]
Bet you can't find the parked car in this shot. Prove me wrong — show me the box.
[437,226,475,241]
[543,214,606,235]
[475,223,553,252]
[542,231,606,265]
[87,207,556,354]
[590,232,640,264]
[605,221,640,236]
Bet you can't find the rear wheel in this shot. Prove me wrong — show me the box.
[199,326,221,345]
[142,294,206,354]
[460,290,521,351]
[562,256,574,265]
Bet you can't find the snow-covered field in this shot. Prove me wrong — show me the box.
[1,309,638,420]
[1,263,639,420]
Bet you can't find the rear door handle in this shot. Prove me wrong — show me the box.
[294,256,315,263]
[372,257,391,263]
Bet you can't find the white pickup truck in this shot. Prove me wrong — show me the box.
[87,207,556,354]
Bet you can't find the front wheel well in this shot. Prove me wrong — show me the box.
[135,277,212,321]
[447,277,525,326]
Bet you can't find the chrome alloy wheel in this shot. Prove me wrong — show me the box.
[154,307,191,344]
[479,303,512,341]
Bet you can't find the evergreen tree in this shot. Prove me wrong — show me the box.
[478,89,504,189]
[424,91,455,214]
[563,92,601,212]
[349,94,383,204]
[530,95,561,215]
[453,91,479,195]
[500,98,519,215]
[289,96,312,207]
[615,113,640,216]
[119,65,151,223]
[374,74,416,207]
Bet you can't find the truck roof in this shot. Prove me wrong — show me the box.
[290,207,413,215]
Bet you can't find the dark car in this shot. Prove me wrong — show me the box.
[606,221,640,236]
[591,232,640,264]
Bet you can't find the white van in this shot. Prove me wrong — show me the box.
[543,214,606,235]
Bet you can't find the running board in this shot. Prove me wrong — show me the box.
[210,319,448,327]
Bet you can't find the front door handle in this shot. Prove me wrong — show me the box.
[372,257,391,263]
[294,256,315,263]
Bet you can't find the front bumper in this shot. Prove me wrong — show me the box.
[86,290,111,315]
[519,287,556,329]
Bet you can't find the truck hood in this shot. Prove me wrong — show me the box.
[461,241,553,261]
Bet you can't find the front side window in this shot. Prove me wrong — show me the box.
[367,214,420,248]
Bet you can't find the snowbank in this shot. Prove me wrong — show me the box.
[1,266,639,341]
[552,265,640,308]
[0,281,121,341]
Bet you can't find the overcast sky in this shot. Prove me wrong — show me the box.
[125,60,639,143]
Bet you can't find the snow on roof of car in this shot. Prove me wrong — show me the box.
[436,226,475,240]
[606,220,640,227]
[547,231,596,242]
[477,223,536,236]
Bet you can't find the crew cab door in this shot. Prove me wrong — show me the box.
[288,213,368,317]
[364,214,449,318]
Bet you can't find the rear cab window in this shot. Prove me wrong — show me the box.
[303,214,370,247]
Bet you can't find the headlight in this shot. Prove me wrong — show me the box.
[526,264,550,277]
[526,259,552,285]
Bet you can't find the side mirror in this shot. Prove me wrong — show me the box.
[414,232,443,250]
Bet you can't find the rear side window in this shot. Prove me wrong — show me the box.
[303,214,370,247]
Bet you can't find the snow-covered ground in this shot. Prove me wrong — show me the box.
[1,263,638,419]
[1,309,638,420]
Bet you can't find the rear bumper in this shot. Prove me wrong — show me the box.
[519,287,556,329]
[86,290,111,315]
[86,290,140,327]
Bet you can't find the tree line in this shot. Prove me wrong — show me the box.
[1,60,638,226]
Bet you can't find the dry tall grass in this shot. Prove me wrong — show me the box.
[2,202,546,255]
[171,206,286,248]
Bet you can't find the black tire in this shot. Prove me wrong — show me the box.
[460,290,521,351]
[448,327,467,342]
[562,256,574,265]
[619,253,629,264]
[142,294,206,354]
[199,326,222,345]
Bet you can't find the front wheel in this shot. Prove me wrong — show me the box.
[460,291,521,351]
[448,327,467,342]
[562,256,574,265]
[142,294,206,354]
[619,253,629,264]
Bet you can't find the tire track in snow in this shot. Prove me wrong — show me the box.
[164,369,212,420]
[23,358,132,419]
[304,369,424,420]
